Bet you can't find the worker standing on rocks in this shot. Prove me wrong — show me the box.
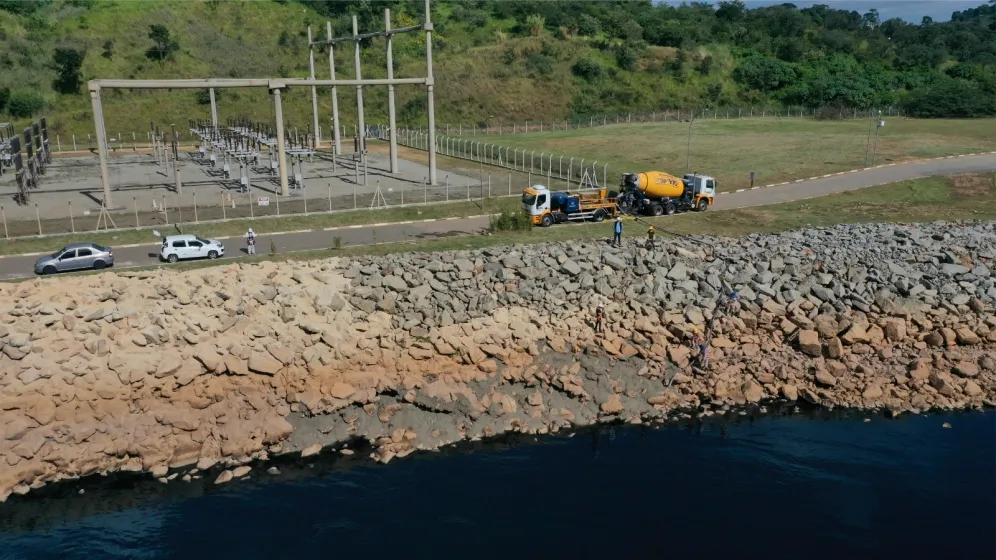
[691,327,709,369]
[613,217,623,247]
[595,305,604,334]
[647,225,655,250]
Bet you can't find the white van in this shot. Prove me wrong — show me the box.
[159,234,225,263]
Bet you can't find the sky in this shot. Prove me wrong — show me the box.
[660,1,991,23]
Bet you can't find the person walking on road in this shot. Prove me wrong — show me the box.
[612,217,623,247]
[245,228,257,255]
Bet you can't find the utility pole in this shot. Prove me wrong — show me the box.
[686,108,707,175]
[870,118,885,165]
[425,0,437,186]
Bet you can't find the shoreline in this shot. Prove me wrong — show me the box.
[1,404,987,528]
[1,220,994,502]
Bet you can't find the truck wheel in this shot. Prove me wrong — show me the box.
[541,214,553,227]
[593,209,606,222]
[651,204,664,217]
[666,203,677,215]
[697,199,709,212]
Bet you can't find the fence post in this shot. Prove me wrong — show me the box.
[68,201,74,233]
[35,204,41,235]
[445,175,449,201]
[133,197,139,227]
[0,206,6,239]
[193,192,198,222]
[508,172,512,195]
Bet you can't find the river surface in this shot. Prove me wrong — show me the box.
[1,409,993,559]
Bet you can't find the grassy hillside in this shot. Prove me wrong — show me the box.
[1,0,995,139]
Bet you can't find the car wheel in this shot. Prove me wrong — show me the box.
[208,250,218,260]
[697,199,709,212]
[42,265,57,276]
[167,254,178,263]
[93,260,105,270]
[541,214,553,227]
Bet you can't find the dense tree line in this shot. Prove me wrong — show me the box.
[4,0,995,119]
[297,0,996,117]
[448,0,996,117]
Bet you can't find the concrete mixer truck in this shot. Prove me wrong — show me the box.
[618,171,717,216]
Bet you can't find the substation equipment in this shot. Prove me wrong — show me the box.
[0,118,51,204]
[87,0,439,209]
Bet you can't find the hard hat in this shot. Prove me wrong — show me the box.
[248,228,253,233]
[616,217,622,222]
[730,291,738,298]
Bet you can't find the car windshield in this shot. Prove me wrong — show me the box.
[195,237,211,245]
[522,193,536,206]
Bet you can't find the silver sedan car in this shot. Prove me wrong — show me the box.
[34,242,114,275]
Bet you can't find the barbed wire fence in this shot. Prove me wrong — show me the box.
[388,105,907,137]
[394,130,610,191]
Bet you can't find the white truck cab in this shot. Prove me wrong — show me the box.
[683,174,717,200]
[522,184,552,219]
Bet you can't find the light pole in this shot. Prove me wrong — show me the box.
[870,119,885,165]
[685,108,708,175]
[863,110,882,166]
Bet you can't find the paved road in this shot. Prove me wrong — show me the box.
[0,217,492,281]
[716,154,996,210]
[2,153,994,280]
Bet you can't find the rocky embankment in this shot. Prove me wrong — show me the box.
[1,221,995,501]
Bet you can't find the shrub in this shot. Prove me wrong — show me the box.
[525,52,554,75]
[903,77,996,118]
[52,47,86,94]
[146,24,179,61]
[616,44,640,71]
[195,88,218,105]
[572,56,603,79]
[526,14,545,37]
[489,204,532,233]
[7,90,43,118]
[576,13,600,36]
[697,54,714,76]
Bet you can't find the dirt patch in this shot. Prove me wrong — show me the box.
[948,173,994,198]
[731,208,777,224]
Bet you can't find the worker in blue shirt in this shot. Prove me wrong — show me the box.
[612,217,623,247]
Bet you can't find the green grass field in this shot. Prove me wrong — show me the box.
[472,118,996,192]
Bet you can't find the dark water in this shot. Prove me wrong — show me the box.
[1,410,993,559]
